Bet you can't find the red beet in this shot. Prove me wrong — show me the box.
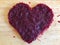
[8,3,54,43]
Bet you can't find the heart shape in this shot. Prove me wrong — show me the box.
[8,3,53,43]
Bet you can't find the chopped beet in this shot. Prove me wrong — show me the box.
[8,3,54,43]
[58,21,60,23]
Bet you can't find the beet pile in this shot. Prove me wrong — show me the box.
[8,3,53,43]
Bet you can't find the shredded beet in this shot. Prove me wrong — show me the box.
[8,3,54,43]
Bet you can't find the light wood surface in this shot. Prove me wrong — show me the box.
[0,0,60,45]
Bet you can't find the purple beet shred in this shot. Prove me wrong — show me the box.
[8,3,54,43]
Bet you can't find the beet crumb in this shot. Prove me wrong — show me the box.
[29,2,31,4]
[13,36,15,38]
[8,3,54,43]
[58,21,60,23]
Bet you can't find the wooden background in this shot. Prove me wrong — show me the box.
[0,0,60,45]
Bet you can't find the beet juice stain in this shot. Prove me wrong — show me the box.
[8,3,54,43]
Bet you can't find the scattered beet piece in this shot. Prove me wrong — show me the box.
[8,3,54,43]
[57,15,60,17]
[58,21,60,23]
[29,2,31,4]
[13,36,15,38]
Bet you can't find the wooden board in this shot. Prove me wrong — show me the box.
[0,0,60,45]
